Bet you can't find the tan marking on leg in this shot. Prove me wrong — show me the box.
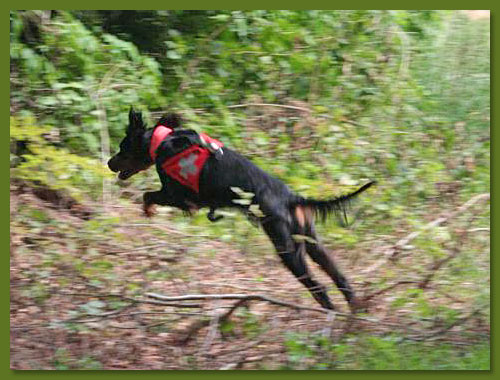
[295,206,305,227]
[303,206,314,226]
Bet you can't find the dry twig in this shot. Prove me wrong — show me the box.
[146,292,336,315]
[363,193,489,274]
[408,307,484,341]
[227,103,311,113]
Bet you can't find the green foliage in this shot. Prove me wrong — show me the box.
[10,9,489,275]
[10,11,490,222]
[10,11,489,370]
[11,10,165,156]
[10,116,110,200]
[283,332,490,370]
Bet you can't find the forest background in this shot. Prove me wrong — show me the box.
[10,10,490,370]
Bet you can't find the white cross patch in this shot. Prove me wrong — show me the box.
[178,153,198,179]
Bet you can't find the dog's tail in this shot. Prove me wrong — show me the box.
[290,181,376,228]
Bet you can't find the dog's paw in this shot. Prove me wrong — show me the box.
[207,213,224,222]
[183,201,199,217]
[143,203,157,218]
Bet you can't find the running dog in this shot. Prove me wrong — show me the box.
[108,108,375,311]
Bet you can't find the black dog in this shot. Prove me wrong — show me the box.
[108,109,375,312]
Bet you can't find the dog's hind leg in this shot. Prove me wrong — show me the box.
[303,222,361,312]
[262,219,335,310]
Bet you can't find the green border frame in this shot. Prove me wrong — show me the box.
[5,1,496,378]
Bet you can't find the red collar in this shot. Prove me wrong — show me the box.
[149,125,173,161]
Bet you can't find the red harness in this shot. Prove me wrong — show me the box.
[149,125,223,193]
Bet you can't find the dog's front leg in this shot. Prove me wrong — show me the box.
[143,191,162,217]
[143,190,195,217]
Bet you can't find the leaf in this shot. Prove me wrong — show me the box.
[292,234,317,244]
[210,14,230,21]
[232,198,252,206]
[248,204,265,217]
[259,56,273,65]
[339,174,357,186]
[167,50,181,60]
[230,187,254,199]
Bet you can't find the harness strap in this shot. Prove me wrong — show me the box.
[149,125,224,193]
[149,125,173,161]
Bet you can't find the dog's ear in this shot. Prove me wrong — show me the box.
[128,107,136,126]
[128,107,145,134]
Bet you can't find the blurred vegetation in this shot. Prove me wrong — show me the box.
[283,332,490,370]
[10,10,489,370]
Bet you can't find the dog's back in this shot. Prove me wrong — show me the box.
[199,148,294,215]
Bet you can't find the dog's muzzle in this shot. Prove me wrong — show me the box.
[107,156,120,173]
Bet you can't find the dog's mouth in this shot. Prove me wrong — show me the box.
[118,169,140,180]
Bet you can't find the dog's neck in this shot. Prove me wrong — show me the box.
[142,128,155,164]
[149,125,173,161]
[142,125,175,164]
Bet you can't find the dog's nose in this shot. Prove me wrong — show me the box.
[107,156,119,172]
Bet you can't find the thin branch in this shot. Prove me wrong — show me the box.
[178,20,230,92]
[146,292,334,315]
[363,280,419,301]
[200,301,223,354]
[419,211,480,290]
[467,227,489,233]
[340,117,373,129]
[126,311,204,317]
[195,280,284,294]
[434,289,467,304]
[227,103,311,113]
[210,337,266,358]
[145,292,391,326]
[408,307,484,341]
[363,193,490,274]
[219,353,279,370]
[89,64,125,213]
[418,246,460,290]
[59,291,202,308]
[227,104,378,129]
[105,242,177,255]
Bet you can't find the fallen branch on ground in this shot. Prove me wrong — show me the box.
[363,280,419,301]
[219,350,284,370]
[146,292,359,343]
[146,292,340,315]
[145,291,421,333]
[59,291,202,308]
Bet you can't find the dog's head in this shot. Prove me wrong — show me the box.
[108,108,153,180]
